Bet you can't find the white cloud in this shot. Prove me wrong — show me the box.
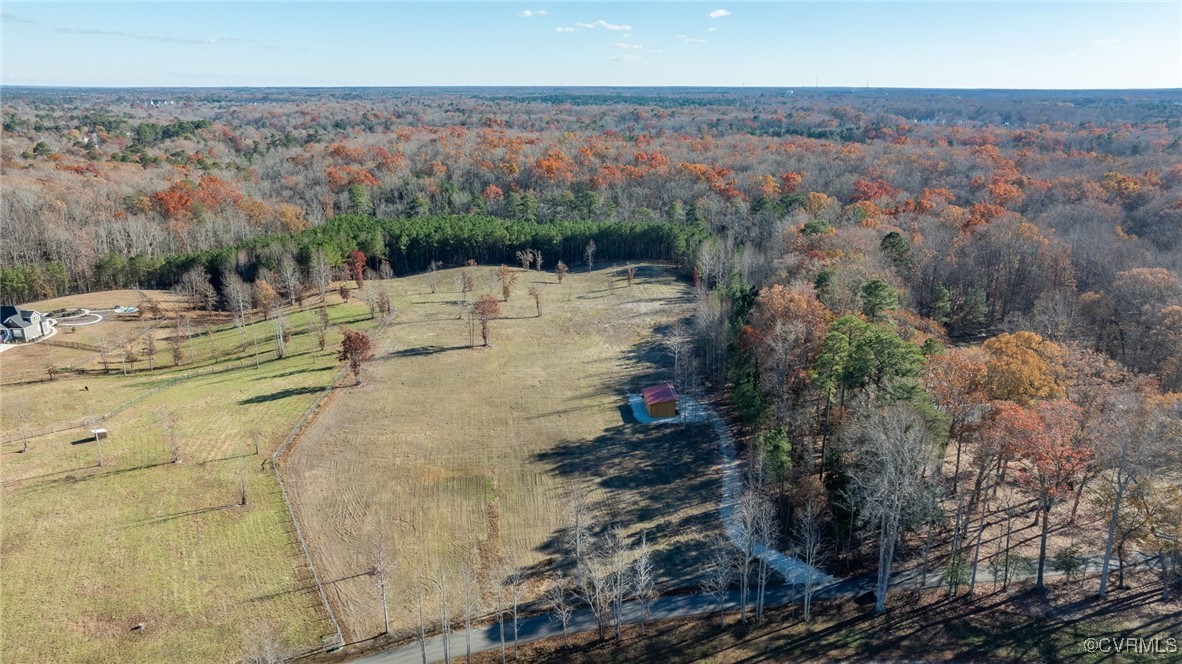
[611,53,645,63]
[518,9,547,18]
[708,27,717,32]
[559,19,633,32]
[1092,38,1118,45]
[595,19,631,31]
[709,9,731,19]
[612,42,643,50]
[54,26,248,45]
[675,34,708,43]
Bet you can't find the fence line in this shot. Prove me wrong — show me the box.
[0,372,193,446]
[271,313,393,654]
[41,339,101,352]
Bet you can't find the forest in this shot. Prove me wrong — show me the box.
[2,86,1182,634]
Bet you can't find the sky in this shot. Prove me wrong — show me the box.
[2,2,1179,89]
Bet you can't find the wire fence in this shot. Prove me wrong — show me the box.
[271,312,394,654]
[0,372,193,447]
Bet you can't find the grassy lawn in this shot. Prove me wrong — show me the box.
[0,294,378,663]
[485,576,1182,663]
[284,263,717,644]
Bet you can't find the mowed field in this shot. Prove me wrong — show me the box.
[285,263,721,643]
[0,290,379,663]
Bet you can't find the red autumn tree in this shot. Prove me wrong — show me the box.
[152,182,195,219]
[922,347,990,493]
[338,326,374,385]
[1009,399,1091,592]
[349,250,367,288]
[482,184,505,203]
[850,178,901,203]
[472,294,501,347]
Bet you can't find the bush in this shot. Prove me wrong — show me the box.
[1053,545,1084,584]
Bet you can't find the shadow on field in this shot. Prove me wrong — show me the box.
[533,418,719,589]
[739,581,1182,664]
[238,385,325,404]
[255,365,334,380]
[137,503,235,526]
[386,345,466,358]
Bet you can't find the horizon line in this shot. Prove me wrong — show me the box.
[3,84,1181,92]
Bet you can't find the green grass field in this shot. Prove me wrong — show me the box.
[0,293,378,663]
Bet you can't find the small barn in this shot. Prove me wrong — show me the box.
[642,384,679,419]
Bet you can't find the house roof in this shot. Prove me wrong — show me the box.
[1,306,36,329]
[642,383,679,405]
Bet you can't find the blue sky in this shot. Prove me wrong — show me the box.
[2,2,1179,88]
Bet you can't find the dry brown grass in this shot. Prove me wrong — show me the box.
[284,263,720,644]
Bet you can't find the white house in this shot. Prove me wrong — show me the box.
[1,306,51,342]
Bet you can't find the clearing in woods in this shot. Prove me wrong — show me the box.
[284,263,720,643]
[0,290,378,663]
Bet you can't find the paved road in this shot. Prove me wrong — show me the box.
[353,552,1158,664]
[355,577,864,664]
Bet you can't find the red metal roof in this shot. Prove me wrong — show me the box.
[642,384,679,405]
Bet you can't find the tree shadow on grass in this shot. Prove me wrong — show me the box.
[386,345,466,359]
[253,365,334,381]
[238,385,325,405]
[533,419,720,589]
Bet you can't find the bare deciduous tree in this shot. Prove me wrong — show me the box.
[846,402,938,613]
[1098,389,1170,599]
[794,501,828,622]
[633,532,657,634]
[565,484,594,570]
[458,270,476,319]
[576,550,611,642]
[358,285,379,320]
[528,286,541,317]
[372,535,391,635]
[506,567,525,659]
[584,239,596,271]
[163,411,180,463]
[603,528,631,641]
[515,249,534,271]
[427,260,443,294]
[276,253,302,306]
[433,569,452,663]
[272,315,290,359]
[243,622,290,664]
[545,572,574,648]
[555,261,569,284]
[701,534,734,627]
[310,249,332,303]
[417,578,429,664]
[143,333,156,371]
[460,562,478,663]
[222,269,252,332]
